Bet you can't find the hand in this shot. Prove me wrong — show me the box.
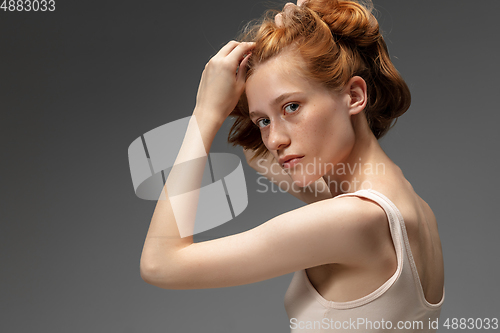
[275,1,306,27]
[194,41,255,125]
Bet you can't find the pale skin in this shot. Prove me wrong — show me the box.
[140,1,444,305]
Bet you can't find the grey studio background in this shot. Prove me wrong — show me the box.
[1,0,499,332]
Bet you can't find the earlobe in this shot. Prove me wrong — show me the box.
[348,76,368,115]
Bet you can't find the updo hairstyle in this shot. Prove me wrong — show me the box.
[228,0,411,161]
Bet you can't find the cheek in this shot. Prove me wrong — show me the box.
[307,107,339,142]
[259,129,269,148]
[313,108,355,161]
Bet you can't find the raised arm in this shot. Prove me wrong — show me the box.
[243,148,332,204]
[142,190,389,290]
[139,39,390,292]
[140,40,256,280]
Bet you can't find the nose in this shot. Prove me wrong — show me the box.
[265,121,290,152]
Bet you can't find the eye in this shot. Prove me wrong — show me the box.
[284,103,300,114]
[256,118,270,128]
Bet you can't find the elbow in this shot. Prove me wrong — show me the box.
[140,261,176,289]
[140,261,158,285]
[139,262,155,284]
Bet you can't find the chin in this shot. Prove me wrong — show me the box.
[289,173,321,189]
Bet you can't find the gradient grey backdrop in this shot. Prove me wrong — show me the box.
[1,1,499,332]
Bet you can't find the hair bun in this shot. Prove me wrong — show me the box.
[305,0,380,47]
[228,0,411,156]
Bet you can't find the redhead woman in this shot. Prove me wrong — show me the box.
[139,0,445,331]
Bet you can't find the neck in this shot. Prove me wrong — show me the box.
[322,112,397,196]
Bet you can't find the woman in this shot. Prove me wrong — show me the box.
[140,0,445,331]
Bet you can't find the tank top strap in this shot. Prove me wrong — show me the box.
[334,189,406,280]
[335,189,445,308]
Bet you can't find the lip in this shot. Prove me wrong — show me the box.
[279,155,304,168]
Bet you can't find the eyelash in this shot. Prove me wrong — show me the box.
[255,103,300,129]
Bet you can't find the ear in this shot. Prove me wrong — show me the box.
[345,76,367,116]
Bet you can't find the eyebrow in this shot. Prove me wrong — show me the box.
[249,92,302,118]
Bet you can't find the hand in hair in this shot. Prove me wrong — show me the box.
[194,41,255,126]
[275,1,307,27]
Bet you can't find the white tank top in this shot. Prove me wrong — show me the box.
[284,189,445,332]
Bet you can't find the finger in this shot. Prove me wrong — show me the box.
[275,12,284,27]
[236,52,252,83]
[226,42,255,66]
[276,2,297,27]
[216,40,241,58]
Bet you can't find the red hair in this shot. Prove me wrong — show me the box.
[228,0,411,161]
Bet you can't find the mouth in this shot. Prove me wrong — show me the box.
[281,156,304,169]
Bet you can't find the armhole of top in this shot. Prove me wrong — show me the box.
[353,189,445,309]
[334,190,403,265]
[305,189,406,309]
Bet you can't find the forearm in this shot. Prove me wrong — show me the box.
[140,39,254,284]
[140,109,222,277]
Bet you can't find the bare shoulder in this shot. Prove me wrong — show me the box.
[269,193,394,267]
[321,195,388,234]
[325,194,395,264]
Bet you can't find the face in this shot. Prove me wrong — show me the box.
[245,54,357,187]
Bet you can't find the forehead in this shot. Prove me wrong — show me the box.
[245,55,319,109]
